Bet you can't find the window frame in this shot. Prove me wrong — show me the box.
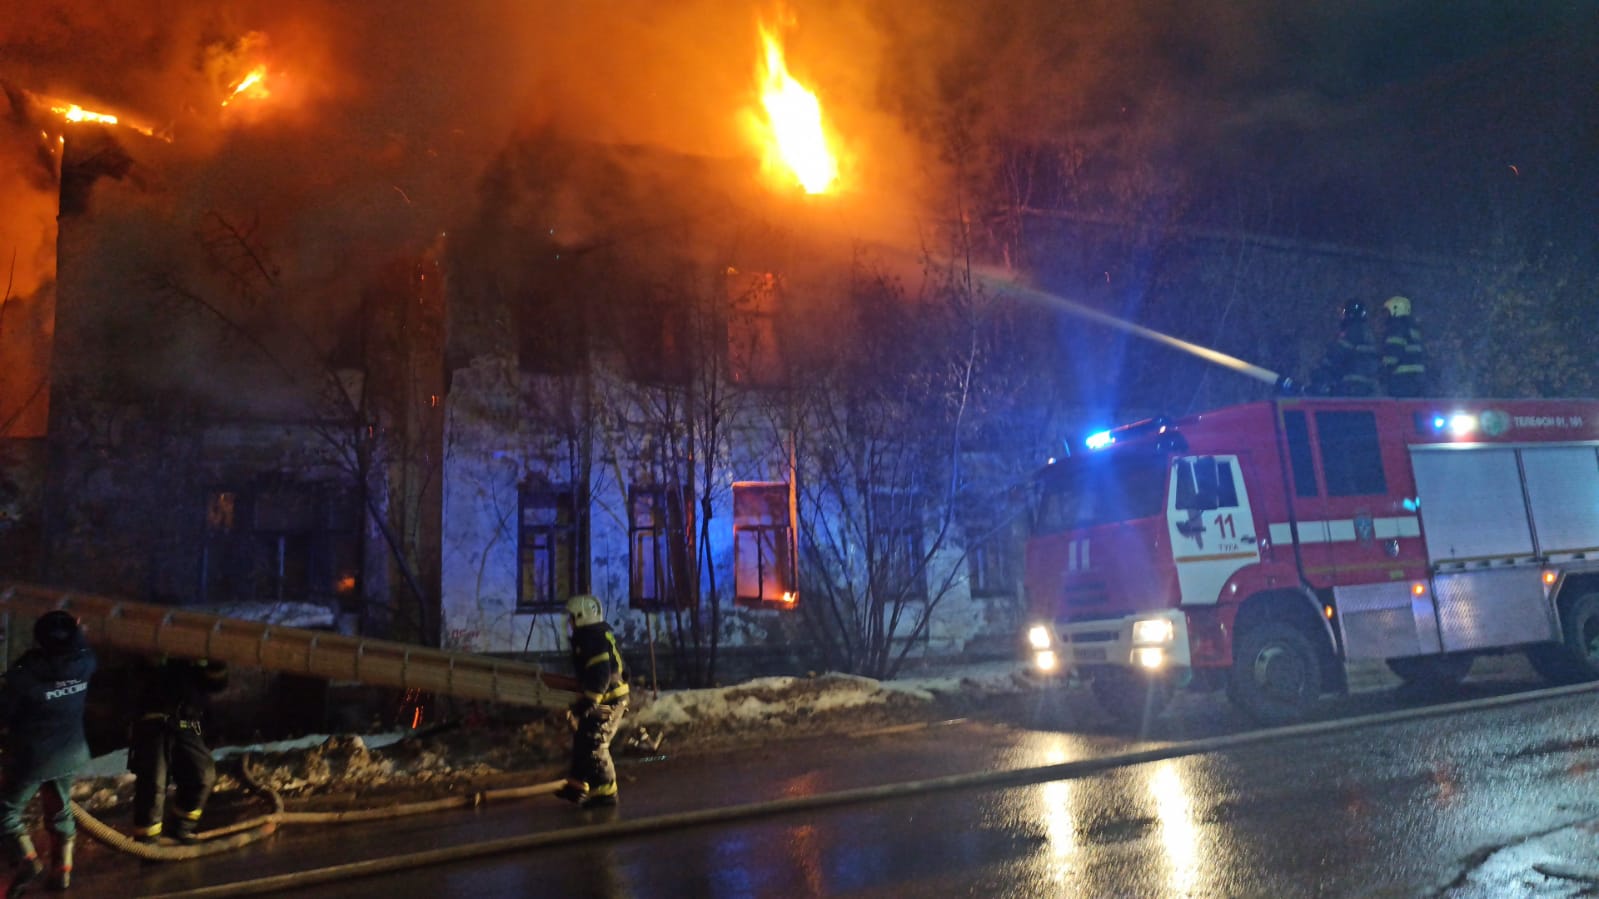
[517,485,585,612]
[872,490,928,603]
[732,481,797,609]
[628,483,694,611]
[1314,410,1389,497]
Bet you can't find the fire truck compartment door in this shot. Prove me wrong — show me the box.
[1410,447,1534,562]
[1167,454,1260,606]
[1519,446,1599,556]
[1333,581,1442,660]
[1432,567,1557,651]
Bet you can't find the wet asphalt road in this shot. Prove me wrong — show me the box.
[102,669,1599,897]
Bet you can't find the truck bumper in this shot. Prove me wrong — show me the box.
[1028,609,1194,674]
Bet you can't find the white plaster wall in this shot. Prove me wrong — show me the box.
[440,356,535,652]
[442,355,1020,664]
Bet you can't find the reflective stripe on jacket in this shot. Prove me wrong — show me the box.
[572,624,629,703]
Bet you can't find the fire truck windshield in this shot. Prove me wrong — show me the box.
[1033,453,1168,535]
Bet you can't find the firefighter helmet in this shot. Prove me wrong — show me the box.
[34,610,81,654]
[1383,295,1411,317]
[566,594,605,628]
[1340,300,1367,324]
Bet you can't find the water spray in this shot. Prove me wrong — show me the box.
[974,269,1299,394]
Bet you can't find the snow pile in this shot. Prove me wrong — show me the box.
[628,661,1037,744]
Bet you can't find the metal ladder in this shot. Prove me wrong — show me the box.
[0,582,578,709]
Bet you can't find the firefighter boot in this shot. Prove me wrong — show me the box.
[553,780,586,805]
[580,781,618,809]
[169,805,205,845]
[46,835,71,891]
[4,833,42,898]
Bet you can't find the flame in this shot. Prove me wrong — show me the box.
[223,64,271,107]
[44,97,157,138]
[755,24,837,194]
[52,103,119,126]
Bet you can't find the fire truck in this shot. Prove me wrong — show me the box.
[1024,396,1599,725]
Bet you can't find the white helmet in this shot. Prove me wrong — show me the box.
[565,594,605,628]
[1383,295,1411,317]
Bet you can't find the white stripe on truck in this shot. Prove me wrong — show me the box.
[1268,516,1420,545]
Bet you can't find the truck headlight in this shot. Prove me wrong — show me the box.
[1132,617,1175,645]
[1132,647,1166,669]
[1034,649,1059,672]
[1027,624,1053,650]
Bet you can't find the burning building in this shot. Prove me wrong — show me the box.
[1,6,1036,685]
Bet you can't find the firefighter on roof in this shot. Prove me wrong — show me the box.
[554,595,629,809]
[1313,300,1380,396]
[0,611,96,895]
[128,656,229,844]
[1380,295,1427,397]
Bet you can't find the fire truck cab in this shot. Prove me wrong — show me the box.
[1024,397,1599,726]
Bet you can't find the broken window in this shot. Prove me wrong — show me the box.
[518,486,583,611]
[199,483,358,607]
[733,482,796,608]
[625,288,691,385]
[726,270,786,387]
[629,483,694,611]
[518,265,589,375]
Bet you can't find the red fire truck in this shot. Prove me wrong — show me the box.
[1024,396,1599,725]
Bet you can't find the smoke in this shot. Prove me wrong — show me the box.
[0,0,1589,410]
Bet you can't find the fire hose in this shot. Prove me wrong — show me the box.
[68,755,565,862]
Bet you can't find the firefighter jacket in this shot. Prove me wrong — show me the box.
[1381,314,1427,396]
[1319,321,1380,396]
[0,631,97,784]
[570,623,629,707]
[136,658,229,729]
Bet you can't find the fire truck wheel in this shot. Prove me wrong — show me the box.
[1089,671,1173,726]
[1229,621,1322,725]
[1534,592,1599,684]
[1385,654,1474,690]
[1525,644,1586,685]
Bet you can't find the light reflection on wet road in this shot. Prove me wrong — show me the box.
[115,673,1599,898]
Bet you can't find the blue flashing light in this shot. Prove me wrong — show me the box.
[1085,430,1114,451]
[1421,411,1479,439]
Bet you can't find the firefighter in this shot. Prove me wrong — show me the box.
[1380,295,1427,397]
[1313,300,1380,396]
[553,595,629,809]
[128,657,229,844]
[0,611,96,894]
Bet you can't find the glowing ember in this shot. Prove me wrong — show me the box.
[756,24,837,194]
[223,64,270,106]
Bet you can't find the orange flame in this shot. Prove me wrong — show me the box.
[755,24,837,194]
[44,97,157,138]
[52,103,118,126]
[223,64,271,107]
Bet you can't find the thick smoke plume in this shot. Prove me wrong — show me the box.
[1,0,1591,421]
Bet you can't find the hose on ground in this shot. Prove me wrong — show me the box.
[70,753,563,861]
